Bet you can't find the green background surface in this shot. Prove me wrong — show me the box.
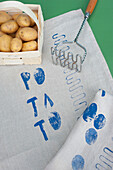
[1,0,113,76]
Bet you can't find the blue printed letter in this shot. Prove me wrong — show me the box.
[27,97,38,117]
[49,112,61,130]
[21,72,30,90]
[34,68,45,85]
[44,93,54,108]
[34,120,48,141]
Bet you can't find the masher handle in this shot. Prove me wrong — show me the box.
[86,0,98,15]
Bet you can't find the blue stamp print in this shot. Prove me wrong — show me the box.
[21,72,30,90]
[72,155,85,170]
[34,119,48,141]
[83,103,97,122]
[44,93,54,108]
[99,89,106,97]
[49,112,61,130]
[94,114,106,130]
[85,128,98,145]
[27,97,38,117]
[101,90,106,97]
[82,101,106,145]
[34,68,45,85]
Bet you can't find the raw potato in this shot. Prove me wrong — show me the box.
[0,11,12,25]
[16,14,31,27]
[33,25,38,31]
[0,9,39,53]
[22,41,38,51]
[0,31,5,37]
[19,27,38,41]
[12,13,22,20]
[1,20,19,34]
[30,10,38,26]
[0,34,12,52]
[11,38,22,52]
[15,27,22,38]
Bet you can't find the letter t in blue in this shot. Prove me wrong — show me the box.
[27,97,38,117]
[34,119,48,141]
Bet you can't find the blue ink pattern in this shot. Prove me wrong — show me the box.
[72,155,85,170]
[83,103,106,145]
[82,94,106,145]
[32,94,61,141]
[94,114,106,130]
[34,119,48,141]
[83,103,97,122]
[99,89,106,97]
[85,128,98,145]
[44,93,54,108]
[21,72,30,90]
[49,112,61,130]
[52,33,87,112]
[34,68,45,85]
[101,90,106,97]
[95,147,113,170]
[27,97,38,117]
[103,147,113,157]
[20,67,61,141]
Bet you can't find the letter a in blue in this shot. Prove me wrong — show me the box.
[44,93,54,108]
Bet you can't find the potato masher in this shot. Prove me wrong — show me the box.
[51,0,98,72]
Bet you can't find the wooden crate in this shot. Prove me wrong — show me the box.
[0,1,44,65]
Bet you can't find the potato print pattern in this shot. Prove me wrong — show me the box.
[21,68,61,141]
[72,90,106,170]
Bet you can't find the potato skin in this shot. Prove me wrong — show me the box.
[15,27,22,38]
[12,13,22,20]
[0,34,12,52]
[16,14,30,27]
[1,20,19,34]
[0,11,12,25]
[0,10,39,53]
[0,31,5,37]
[22,41,38,51]
[33,25,38,31]
[11,38,22,52]
[19,27,38,41]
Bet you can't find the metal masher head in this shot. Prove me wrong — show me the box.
[51,41,83,72]
[51,13,89,72]
[51,0,98,72]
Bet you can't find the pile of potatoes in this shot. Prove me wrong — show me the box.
[0,10,38,52]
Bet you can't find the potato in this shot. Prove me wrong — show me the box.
[33,25,38,31]
[11,38,22,52]
[22,41,38,51]
[30,10,38,26]
[0,34,12,52]
[19,27,38,41]
[1,20,19,34]
[0,11,12,25]
[15,27,22,38]
[16,14,30,27]
[12,13,22,20]
[0,31,5,37]
[30,17,35,27]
